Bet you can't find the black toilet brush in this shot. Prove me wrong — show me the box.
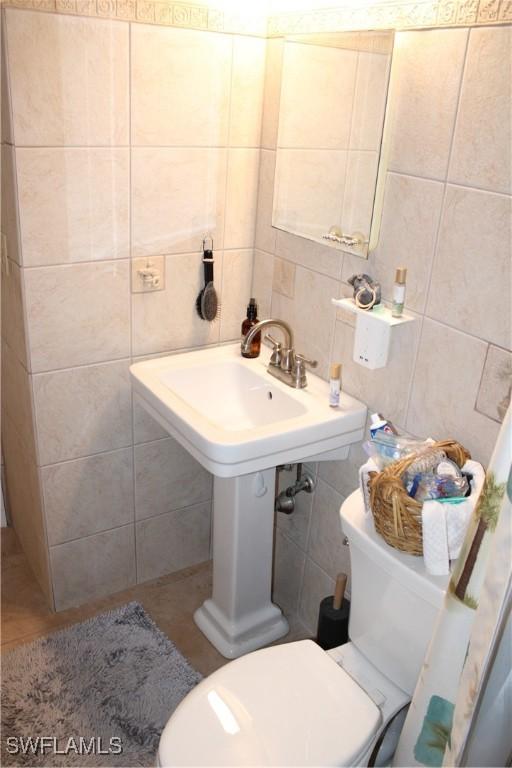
[316,572,350,650]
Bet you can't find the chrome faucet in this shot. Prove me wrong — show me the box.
[241,318,317,389]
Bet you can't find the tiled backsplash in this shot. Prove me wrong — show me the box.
[1,7,510,635]
[256,26,511,633]
[1,7,264,610]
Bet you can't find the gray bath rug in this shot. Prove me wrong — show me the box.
[1,602,202,767]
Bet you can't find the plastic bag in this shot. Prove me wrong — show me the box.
[363,432,434,468]
[407,471,469,502]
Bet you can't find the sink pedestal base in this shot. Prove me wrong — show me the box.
[194,468,289,658]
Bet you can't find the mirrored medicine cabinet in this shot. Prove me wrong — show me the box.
[272,29,395,259]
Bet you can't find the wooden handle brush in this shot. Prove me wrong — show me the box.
[333,572,347,610]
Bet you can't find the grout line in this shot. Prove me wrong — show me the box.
[402,31,470,429]
[133,496,214,530]
[23,256,132,271]
[295,553,307,619]
[445,181,512,200]
[445,27,471,185]
[216,36,235,344]
[17,144,131,150]
[50,520,135,550]
[1,409,37,468]
[1,9,16,149]
[386,168,512,199]
[21,246,256,270]
[48,497,214,550]
[40,444,135,470]
[8,150,33,370]
[421,310,505,347]
[18,246,56,600]
[401,201,450,422]
[38,441,135,470]
[255,36,267,153]
[17,144,263,150]
[275,145,375,153]
[127,19,138,585]
[257,245,345,282]
[328,284,339,372]
[227,35,235,150]
[252,72,269,265]
[1,323,28,371]
[473,342,491,413]
[31,355,132,377]
[482,341,512,354]
[2,405,56,607]
[131,337,237,365]
[402,313,425,432]
[34,460,56,610]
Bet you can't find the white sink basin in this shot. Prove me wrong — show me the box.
[130,341,367,658]
[130,343,367,477]
[160,360,307,431]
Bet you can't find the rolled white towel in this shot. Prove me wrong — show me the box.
[359,458,379,514]
[446,460,485,561]
[422,500,450,575]
[422,460,485,575]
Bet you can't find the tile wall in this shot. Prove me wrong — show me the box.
[256,26,512,632]
[1,8,510,635]
[1,7,265,610]
[1,12,54,605]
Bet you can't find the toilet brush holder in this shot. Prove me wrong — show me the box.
[316,596,350,650]
[316,572,350,650]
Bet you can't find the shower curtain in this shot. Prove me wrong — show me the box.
[393,405,512,767]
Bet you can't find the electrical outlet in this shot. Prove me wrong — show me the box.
[131,255,165,293]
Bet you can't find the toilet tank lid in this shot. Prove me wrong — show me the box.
[340,490,449,609]
[158,640,382,767]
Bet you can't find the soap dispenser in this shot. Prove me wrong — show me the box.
[241,298,261,359]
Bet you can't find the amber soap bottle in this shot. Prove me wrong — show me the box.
[241,298,261,358]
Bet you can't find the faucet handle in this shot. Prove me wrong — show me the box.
[294,353,318,370]
[293,354,318,388]
[265,334,282,368]
[265,333,282,349]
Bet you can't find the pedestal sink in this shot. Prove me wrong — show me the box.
[130,343,366,658]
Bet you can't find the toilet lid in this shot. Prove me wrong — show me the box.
[158,640,382,766]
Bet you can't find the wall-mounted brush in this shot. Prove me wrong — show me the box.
[196,235,220,322]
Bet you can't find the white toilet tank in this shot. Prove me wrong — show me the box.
[340,490,449,695]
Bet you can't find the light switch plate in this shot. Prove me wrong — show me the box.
[131,255,165,293]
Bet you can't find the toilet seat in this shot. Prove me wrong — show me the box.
[158,640,382,767]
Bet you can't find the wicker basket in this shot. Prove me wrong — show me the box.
[368,440,471,555]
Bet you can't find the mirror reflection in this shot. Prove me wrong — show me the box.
[272,30,394,258]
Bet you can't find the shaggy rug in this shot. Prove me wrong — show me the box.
[1,602,202,767]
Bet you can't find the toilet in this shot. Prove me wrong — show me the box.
[157,489,449,766]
